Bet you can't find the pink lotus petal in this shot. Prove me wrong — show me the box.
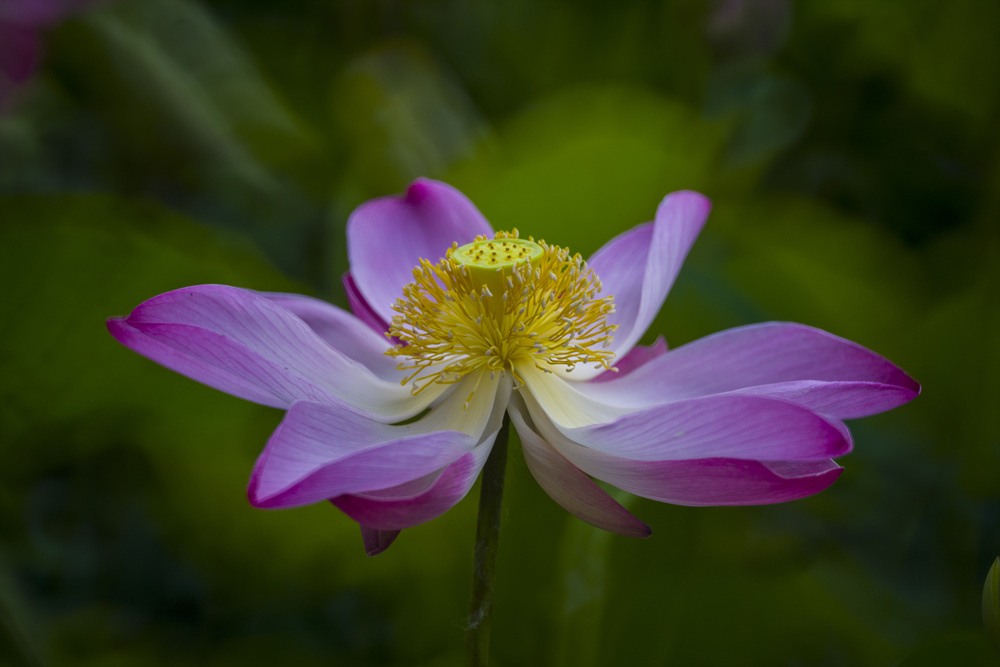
[509,402,650,537]
[733,380,918,419]
[581,322,919,418]
[248,400,480,509]
[332,446,492,531]
[342,271,390,335]
[590,336,667,383]
[0,23,39,83]
[347,179,494,324]
[360,525,400,556]
[108,317,336,409]
[529,391,850,462]
[525,394,846,506]
[587,191,711,364]
[108,285,433,419]
[261,291,399,380]
[564,452,844,506]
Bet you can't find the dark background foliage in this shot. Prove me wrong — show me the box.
[1,0,997,664]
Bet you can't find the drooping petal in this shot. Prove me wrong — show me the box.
[108,284,444,418]
[332,447,492,531]
[564,453,843,506]
[360,525,400,556]
[579,322,920,419]
[526,401,843,506]
[342,272,390,335]
[508,400,650,538]
[348,179,494,324]
[586,191,711,366]
[249,371,510,510]
[248,402,474,508]
[261,291,400,380]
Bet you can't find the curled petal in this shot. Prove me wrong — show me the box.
[348,179,494,324]
[332,446,492,531]
[586,191,711,369]
[262,291,400,380]
[526,402,843,506]
[522,378,850,461]
[564,452,843,506]
[248,401,474,508]
[108,284,444,418]
[581,322,920,418]
[360,525,400,556]
[509,400,650,538]
[250,372,511,511]
[521,364,852,468]
[342,272,390,335]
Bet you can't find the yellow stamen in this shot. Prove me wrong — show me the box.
[386,230,618,394]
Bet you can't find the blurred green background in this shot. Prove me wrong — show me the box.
[1,0,997,665]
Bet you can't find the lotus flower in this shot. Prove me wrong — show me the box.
[107,180,919,554]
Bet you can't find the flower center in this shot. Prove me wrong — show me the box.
[386,230,618,394]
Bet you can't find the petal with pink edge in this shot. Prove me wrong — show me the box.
[569,452,843,506]
[348,179,494,324]
[332,446,492,531]
[262,291,400,380]
[108,284,442,418]
[359,525,400,556]
[509,400,650,538]
[524,399,844,505]
[248,400,476,509]
[250,370,509,510]
[585,191,711,369]
[522,386,849,462]
[579,322,920,419]
[342,272,390,335]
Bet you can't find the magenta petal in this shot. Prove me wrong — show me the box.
[261,291,399,380]
[528,394,846,505]
[588,191,711,361]
[510,403,651,538]
[108,317,301,409]
[734,380,918,420]
[562,451,844,506]
[108,284,420,417]
[332,447,492,531]
[342,272,390,335]
[360,525,400,556]
[540,393,851,461]
[0,23,40,83]
[347,179,494,324]
[248,400,478,509]
[591,336,667,383]
[584,322,919,418]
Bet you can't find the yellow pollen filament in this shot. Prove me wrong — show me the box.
[386,229,618,394]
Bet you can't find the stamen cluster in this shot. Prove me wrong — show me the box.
[387,231,618,394]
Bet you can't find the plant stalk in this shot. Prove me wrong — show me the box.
[465,414,510,667]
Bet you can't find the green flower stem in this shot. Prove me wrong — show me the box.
[466,413,510,667]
